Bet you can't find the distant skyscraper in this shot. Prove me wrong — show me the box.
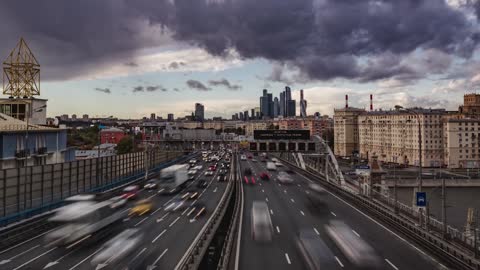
[287,100,296,117]
[279,92,285,117]
[244,110,249,121]
[260,89,275,118]
[150,113,156,120]
[82,114,89,120]
[300,89,307,118]
[71,114,77,120]
[239,112,244,121]
[273,97,279,118]
[168,113,174,122]
[251,108,255,120]
[195,103,205,121]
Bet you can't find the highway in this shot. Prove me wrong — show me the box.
[0,157,230,270]
[237,155,448,270]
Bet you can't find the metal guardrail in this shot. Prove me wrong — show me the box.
[217,154,242,270]
[0,153,196,251]
[278,153,480,270]
[174,154,236,270]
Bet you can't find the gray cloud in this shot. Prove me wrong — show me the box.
[133,85,167,92]
[94,87,111,94]
[186,79,211,91]
[0,0,478,83]
[208,78,242,90]
[125,62,138,67]
[168,61,186,69]
[173,88,180,92]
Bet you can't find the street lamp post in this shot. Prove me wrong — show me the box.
[395,105,423,226]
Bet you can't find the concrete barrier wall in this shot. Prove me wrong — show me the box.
[0,150,183,219]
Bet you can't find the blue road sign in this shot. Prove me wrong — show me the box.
[356,165,370,170]
[416,192,427,207]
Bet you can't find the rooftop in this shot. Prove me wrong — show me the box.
[0,113,59,132]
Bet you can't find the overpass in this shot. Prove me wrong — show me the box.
[1,131,480,269]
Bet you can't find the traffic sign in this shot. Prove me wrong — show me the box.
[416,192,427,207]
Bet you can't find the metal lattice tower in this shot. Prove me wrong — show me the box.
[2,38,40,98]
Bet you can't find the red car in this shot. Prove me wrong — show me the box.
[259,172,270,180]
[248,155,253,159]
[209,165,217,171]
[121,185,139,200]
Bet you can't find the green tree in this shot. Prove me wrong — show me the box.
[116,135,134,155]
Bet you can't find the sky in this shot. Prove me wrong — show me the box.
[1,0,480,119]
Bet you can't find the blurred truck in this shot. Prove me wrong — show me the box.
[159,164,188,194]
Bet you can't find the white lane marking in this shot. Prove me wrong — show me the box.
[331,211,337,217]
[265,197,269,202]
[187,207,196,217]
[158,188,165,193]
[150,207,162,216]
[181,207,190,216]
[169,216,181,227]
[276,226,280,233]
[152,229,167,243]
[297,184,301,187]
[173,201,185,211]
[262,189,265,193]
[134,217,148,227]
[285,253,291,264]
[163,198,175,206]
[130,247,147,262]
[306,190,310,194]
[152,248,168,266]
[259,182,262,186]
[213,187,218,193]
[147,194,156,200]
[13,247,57,270]
[334,256,344,267]
[300,210,305,216]
[0,228,54,255]
[283,190,287,193]
[314,228,320,235]
[157,212,169,222]
[385,259,399,270]
[190,199,198,206]
[1,244,39,263]
[352,230,360,237]
[65,234,91,249]
[290,198,295,203]
[270,209,274,215]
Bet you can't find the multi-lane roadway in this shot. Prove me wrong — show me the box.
[0,157,230,270]
[237,155,448,270]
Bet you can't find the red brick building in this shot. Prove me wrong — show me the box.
[100,127,126,144]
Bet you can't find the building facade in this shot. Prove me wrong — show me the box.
[195,103,205,122]
[333,107,365,157]
[443,118,480,168]
[100,127,126,144]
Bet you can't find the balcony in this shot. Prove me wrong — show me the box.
[15,149,30,159]
[34,147,48,156]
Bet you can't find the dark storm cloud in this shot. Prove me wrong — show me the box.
[0,0,479,83]
[186,80,211,91]
[94,87,111,94]
[208,78,241,90]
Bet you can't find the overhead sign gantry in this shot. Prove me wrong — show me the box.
[249,130,316,152]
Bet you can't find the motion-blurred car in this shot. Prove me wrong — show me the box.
[144,179,158,189]
[274,161,284,167]
[129,199,153,216]
[252,158,258,162]
[188,174,196,181]
[197,179,208,188]
[181,191,198,200]
[277,171,294,184]
[251,201,273,243]
[248,155,253,159]
[241,155,247,161]
[121,185,139,200]
[164,198,188,212]
[217,175,227,182]
[259,172,270,180]
[209,165,217,171]
[91,229,143,268]
[205,171,214,176]
[187,169,198,175]
[325,220,382,269]
[296,229,338,270]
[244,168,252,176]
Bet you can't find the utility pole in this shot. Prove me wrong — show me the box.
[442,178,447,239]
[394,176,398,215]
[144,141,149,180]
[324,154,329,183]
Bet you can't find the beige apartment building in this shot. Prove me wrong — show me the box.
[358,109,445,167]
[334,93,480,168]
[333,107,365,157]
[444,118,480,168]
[245,121,268,137]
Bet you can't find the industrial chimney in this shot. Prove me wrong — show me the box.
[345,94,348,108]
